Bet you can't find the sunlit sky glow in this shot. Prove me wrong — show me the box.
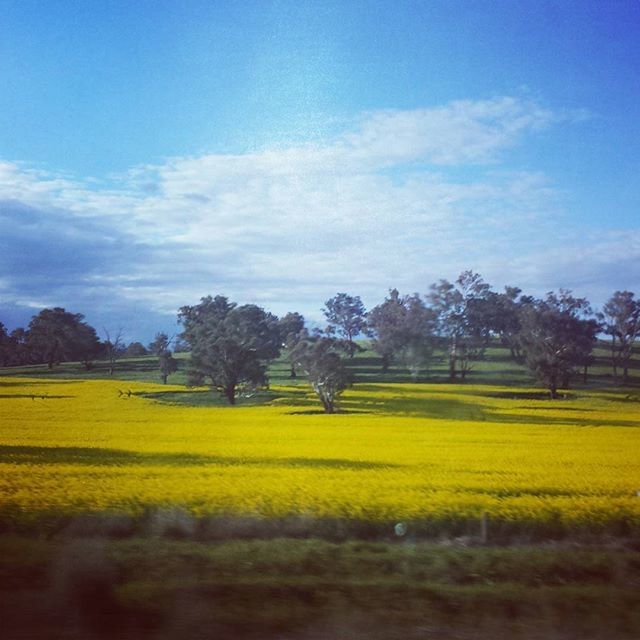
[1,1,639,340]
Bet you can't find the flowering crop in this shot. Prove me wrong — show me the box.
[1,377,639,529]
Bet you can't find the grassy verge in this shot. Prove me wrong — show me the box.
[2,510,639,547]
[1,535,639,639]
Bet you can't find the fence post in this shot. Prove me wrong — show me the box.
[480,511,488,544]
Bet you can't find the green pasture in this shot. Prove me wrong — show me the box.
[1,339,637,390]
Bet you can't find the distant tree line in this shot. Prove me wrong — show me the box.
[1,274,639,407]
[0,309,182,385]
[363,274,639,398]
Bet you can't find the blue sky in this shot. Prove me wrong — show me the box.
[1,0,639,340]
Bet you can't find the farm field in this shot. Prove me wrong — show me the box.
[1,377,640,533]
[1,349,640,638]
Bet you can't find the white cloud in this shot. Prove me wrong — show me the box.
[0,95,631,331]
[341,97,555,167]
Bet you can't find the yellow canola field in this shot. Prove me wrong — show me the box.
[1,377,639,528]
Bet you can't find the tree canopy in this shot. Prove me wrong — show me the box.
[367,289,436,377]
[518,291,599,398]
[366,289,408,372]
[428,271,492,381]
[27,308,100,369]
[179,296,281,404]
[278,312,306,378]
[323,293,367,357]
[149,332,178,384]
[291,336,351,413]
[601,290,640,383]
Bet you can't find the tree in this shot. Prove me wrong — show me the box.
[278,312,306,378]
[518,291,599,398]
[366,289,408,372]
[427,271,492,381]
[367,290,437,377]
[548,290,600,388]
[0,322,9,367]
[74,322,102,370]
[179,296,281,405]
[124,342,148,357]
[158,350,179,384]
[148,332,172,356]
[102,328,125,376]
[600,291,640,383]
[398,294,438,380]
[27,308,100,369]
[323,293,367,357]
[290,337,351,413]
[483,287,534,363]
[7,328,30,366]
[148,332,178,384]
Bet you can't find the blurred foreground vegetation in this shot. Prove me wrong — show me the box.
[1,535,640,639]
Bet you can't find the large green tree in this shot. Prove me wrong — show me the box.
[27,308,100,369]
[366,289,408,372]
[367,289,437,377]
[179,296,281,404]
[427,271,492,381]
[482,287,534,363]
[518,291,599,398]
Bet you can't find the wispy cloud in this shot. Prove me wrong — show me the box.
[0,96,631,335]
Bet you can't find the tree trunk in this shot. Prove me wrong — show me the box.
[448,350,456,381]
[381,353,390,373]
[449,337,457,382]
[225,385,236,405]
[623,366,629,384]
[321,395,334,413]
[549,371,558,399]
[583,364,588,384]
[289,363,297,379]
